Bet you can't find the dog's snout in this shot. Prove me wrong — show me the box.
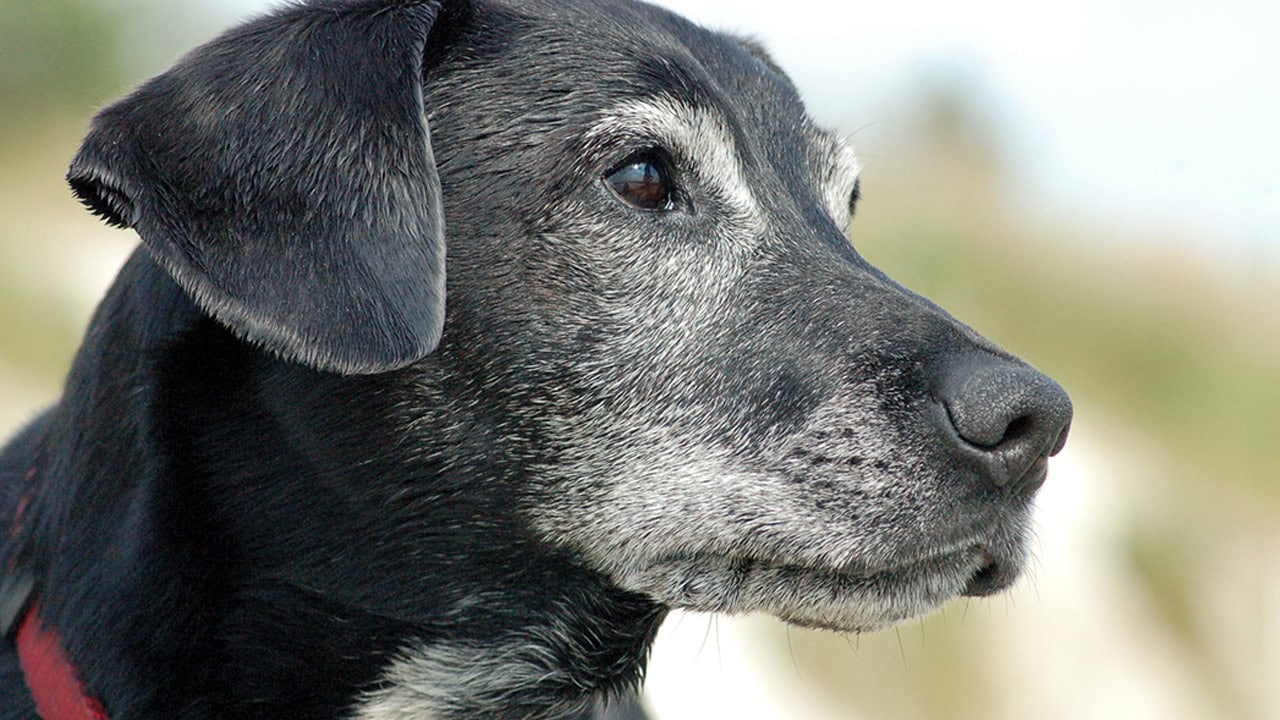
[938,356,1073,493]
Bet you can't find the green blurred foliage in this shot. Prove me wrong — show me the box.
[0,0,126,387]
[854,90,1280,507]
[0,0,125,123]
[0,0,216,408]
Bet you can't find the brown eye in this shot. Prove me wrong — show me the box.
[605,155,673,211]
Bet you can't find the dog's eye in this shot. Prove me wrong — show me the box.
[847,178,861,219]
[605,155,673,211]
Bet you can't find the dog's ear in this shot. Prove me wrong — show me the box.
[67,1,457,374]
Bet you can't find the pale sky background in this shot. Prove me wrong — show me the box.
[215,0,1279,261]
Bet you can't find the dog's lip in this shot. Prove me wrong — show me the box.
[654,540,993,585]
[1016,456,1050,494]
[626,537,1024,632]
[960,547,1015,597]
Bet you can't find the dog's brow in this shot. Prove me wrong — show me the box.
[634,54,715,109]
[588,97,760,219]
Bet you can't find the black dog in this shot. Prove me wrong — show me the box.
[0,0,1072,718]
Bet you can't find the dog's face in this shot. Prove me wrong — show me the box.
[67,0,1070,636]
[413,0,1072,632]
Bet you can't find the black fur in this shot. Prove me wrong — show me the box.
[2,0,1071,718]
[68,0,448,375]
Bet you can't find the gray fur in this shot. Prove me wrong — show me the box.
[1,0,1071,718]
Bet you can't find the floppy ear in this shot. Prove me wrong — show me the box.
[68,0,452,374]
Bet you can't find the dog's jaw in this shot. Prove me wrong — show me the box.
[548,502,1034,634]
[609,530,1031,632]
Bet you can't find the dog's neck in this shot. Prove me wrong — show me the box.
[347,598,665,720]
[209,572,663,720]
[4,253,664,719]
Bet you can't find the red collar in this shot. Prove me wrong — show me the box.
[10,597,110,720]
[5,466,107,719]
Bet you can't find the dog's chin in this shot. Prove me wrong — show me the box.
[615,543,1028,633]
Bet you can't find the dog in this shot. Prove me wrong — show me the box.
[0,0,1073,718]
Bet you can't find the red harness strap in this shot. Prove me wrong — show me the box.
[4,465,110,720]
[14,601,110,720]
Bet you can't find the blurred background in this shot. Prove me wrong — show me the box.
[1,1,1276,718]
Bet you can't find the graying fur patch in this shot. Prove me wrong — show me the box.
[586,97,764,228]
[350,628,618,720]
[530,380,1025,631]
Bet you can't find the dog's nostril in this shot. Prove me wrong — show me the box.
[939,355,1073,490]
[995,413,1033,448]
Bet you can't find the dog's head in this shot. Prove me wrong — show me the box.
[68,0,1070,633]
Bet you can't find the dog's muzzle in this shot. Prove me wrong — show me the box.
[933,353,1073,596]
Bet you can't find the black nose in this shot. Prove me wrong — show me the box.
[938,355,1073,493]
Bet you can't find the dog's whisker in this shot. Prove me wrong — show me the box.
[696,615,716,663]
[895,627,911,679]
[713,615,723,673]
[841,631,861,660]
[786,624,803,680]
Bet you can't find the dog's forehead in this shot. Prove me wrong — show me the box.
[462,0,833,155]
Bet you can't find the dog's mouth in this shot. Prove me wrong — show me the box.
[960,546,1019,598]
[615,540,1026,633]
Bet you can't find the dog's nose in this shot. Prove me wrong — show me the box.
[937,355,1073,493]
